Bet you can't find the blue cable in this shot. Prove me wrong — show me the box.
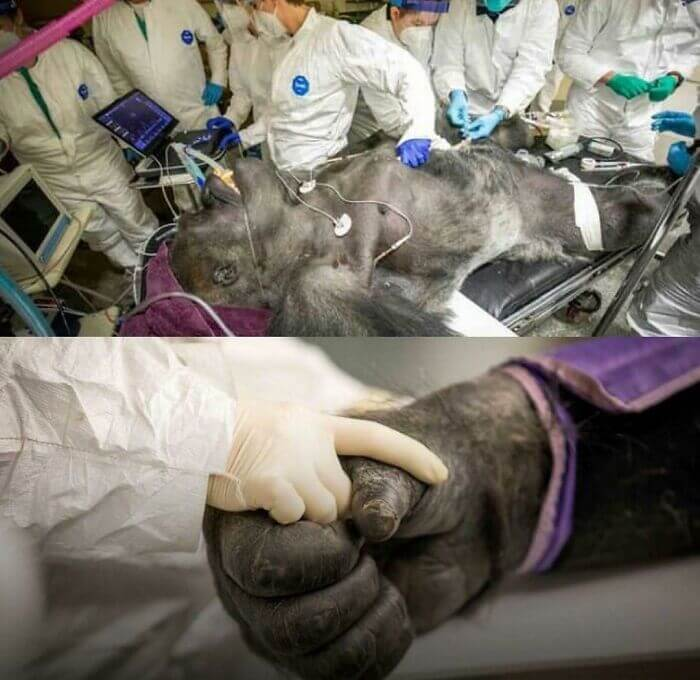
[0,265,54,337]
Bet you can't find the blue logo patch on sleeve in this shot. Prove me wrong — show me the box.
[78,84,89,100]
[564,4,576,15]
[181,29,194,45]
[292,75,310,96]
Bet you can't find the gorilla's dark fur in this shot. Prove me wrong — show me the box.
[171,136,677,336]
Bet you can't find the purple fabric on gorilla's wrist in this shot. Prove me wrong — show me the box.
[504,338,700,574]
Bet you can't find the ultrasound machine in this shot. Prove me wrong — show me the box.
[93,89,226,187]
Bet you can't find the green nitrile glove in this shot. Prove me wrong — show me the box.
[648,75,679,102]
[606,74,650,100]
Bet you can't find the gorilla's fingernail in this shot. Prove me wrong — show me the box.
[359,498,400,541]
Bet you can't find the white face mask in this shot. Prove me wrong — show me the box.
[399,25,433,65]
[255,7,287,39]
[0,29,20,55]
[223,4,250,33]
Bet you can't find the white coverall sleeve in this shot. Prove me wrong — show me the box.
[431,0,468,102]
[333,23,436,143]
[92,18,134,97]
[557,0,613,91]
[188,0,229,87]
[0,117,9,149]
[74,40,118,111]
[225,59,253,128]
[497,1,559,114]
[239,115,268,149]
[0,339,234,560]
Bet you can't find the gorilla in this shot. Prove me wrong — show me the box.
[170,131,677,336]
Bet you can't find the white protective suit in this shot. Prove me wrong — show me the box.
[218,7,290,150]
[0,338,370,679]
[350,5,436,143]
[557,0,700,160]
[432,0,559,117]
[0,39,158,268]
[267,8,437,172]
[534,0,582,112]
[93,0,228,131]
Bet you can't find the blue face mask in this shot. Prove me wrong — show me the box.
[485,0,513,13]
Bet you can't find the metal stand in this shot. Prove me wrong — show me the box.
[594,150,700,336]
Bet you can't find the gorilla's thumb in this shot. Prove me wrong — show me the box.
[342,457,425,542]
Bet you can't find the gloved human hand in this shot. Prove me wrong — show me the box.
[651,110,696,138]
[203,82,224,106]
[206,399,448,524]
[204,374,550,679]
[467,108,506,140]
[207,116,242,151]
[396,138,431,168]
[445,89,470,134]
[667,141,693,176]
[648,75,679,102]
[605,73,650,100]
[123,148,141,164]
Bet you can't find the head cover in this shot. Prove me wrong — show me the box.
[388,0,450,13]
[223,4,250,32]
[0,0,18,16]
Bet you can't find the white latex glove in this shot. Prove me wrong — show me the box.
[207,399,449,524]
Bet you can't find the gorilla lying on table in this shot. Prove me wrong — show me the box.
[172,139,675,336]
[205,345,700,680]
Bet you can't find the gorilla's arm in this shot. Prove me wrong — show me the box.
[204,375,700,680]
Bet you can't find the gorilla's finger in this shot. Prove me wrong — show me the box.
[343,457,424,543]
[218,555,382,657]
[290,578,414,680]
[384,527,491,634]
[204,507,362,597]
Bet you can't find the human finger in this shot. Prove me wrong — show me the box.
[328,415,448,484]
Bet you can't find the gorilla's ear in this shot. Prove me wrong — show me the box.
[212,262,238,287]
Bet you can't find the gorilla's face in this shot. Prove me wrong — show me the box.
[172,177,271,310]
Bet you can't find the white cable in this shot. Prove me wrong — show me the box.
[123,291,235,337]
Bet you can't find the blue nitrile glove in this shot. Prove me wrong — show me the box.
[651,111,696,139]
[202,82,224,106]
[467,107,506,140]
[446,90,470,135]
[123,148,141,164]
[207,116,242,151]
[397,138,431,168]
[667,141,693,176]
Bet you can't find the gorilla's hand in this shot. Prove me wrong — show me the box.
[204,372,551,678]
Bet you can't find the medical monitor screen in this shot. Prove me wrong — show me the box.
[1,178,59,254]
[93,89,178,155]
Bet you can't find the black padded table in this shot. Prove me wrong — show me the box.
[460,140,661,332]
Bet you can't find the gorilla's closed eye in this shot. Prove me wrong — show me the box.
[213,264,238,286]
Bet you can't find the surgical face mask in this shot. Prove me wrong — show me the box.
[399,25,433,64]
[223,4,250,32]
[485,0,513,13]
[255,7,286,39]
[0,29,19,54]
